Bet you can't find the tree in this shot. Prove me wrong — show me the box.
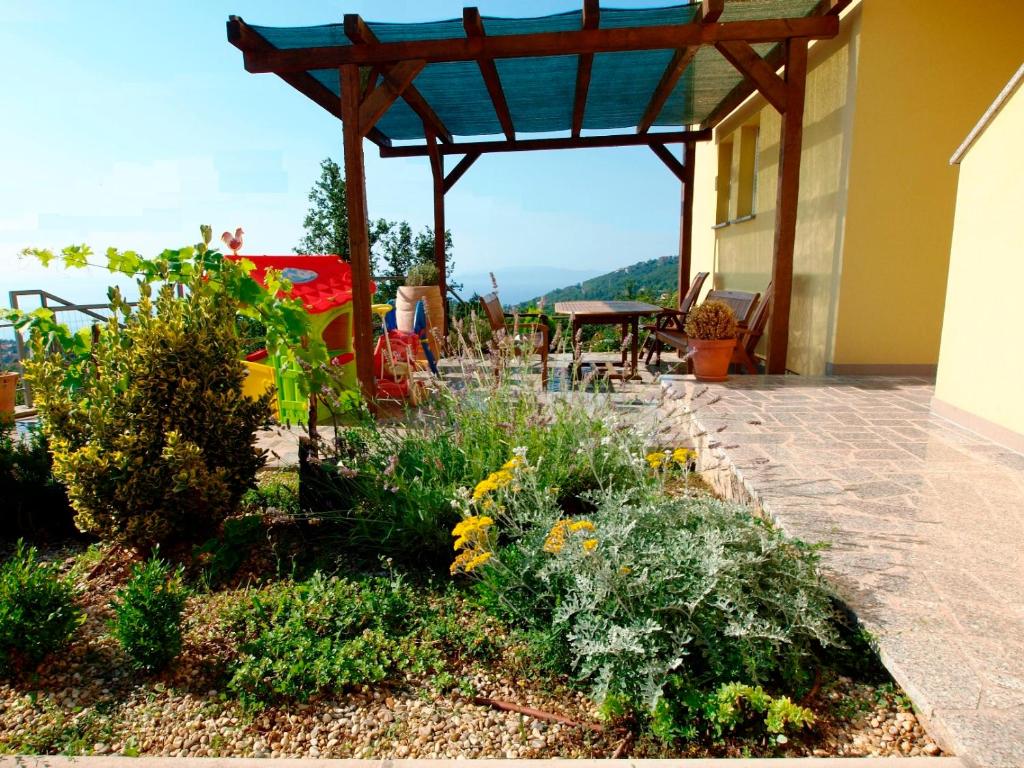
[372,223,458,300]
[296,157,458,294]
[295,158,349,259]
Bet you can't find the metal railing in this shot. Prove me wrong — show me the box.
[5,289,141,408]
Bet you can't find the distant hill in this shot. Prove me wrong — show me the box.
[525,255,679,307]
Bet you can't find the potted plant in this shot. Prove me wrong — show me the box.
[683,300,737,382]
[0,364,19,427]
[395,262,444,355]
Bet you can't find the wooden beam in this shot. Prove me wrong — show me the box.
[571,0,600,138]
[232,15,840,72]
[463,8,515,141]
[715,40,788,113]
[678,141,696,300]
[649,143,687,183]
[766,38,808,375]
[357,60,426,137]
[343,14,453,143]
[339,65,376,400]
[425,127,448,333]
[442,152,480,194]
[814,0,855,14]
[225,17,390,148]
[637,46,698,133]
[702,0,725,24]
[380,128,711,158]
[700,43,786,128]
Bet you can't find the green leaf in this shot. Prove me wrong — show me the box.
[61,244,93,269]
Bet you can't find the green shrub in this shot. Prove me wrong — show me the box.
[109,555,188,670]
[0,541,84,674]
[651,680,815,743]
[451,457,839,722]
[0,426,77,541]
[227,572,439,707]
[27,279,272,551]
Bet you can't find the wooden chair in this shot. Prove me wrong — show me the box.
[731,282,773,374]
[650,288,760,369]
[479,292,550,386]
[643,271,709,365]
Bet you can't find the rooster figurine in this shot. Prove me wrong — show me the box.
[221,227,244,256]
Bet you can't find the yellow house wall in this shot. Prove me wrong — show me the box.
[934,84,1024,438]
[690,1,1024,375]
[831,0,1024,369]
[692,7,861,375]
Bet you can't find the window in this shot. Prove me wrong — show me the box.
[715,139,733,225]
[736,122,760,219]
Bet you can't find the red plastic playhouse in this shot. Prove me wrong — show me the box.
[232,255,372,423]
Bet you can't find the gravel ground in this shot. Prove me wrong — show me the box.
[0,543,944,760]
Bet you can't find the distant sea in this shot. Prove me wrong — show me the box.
[453,266,603,305]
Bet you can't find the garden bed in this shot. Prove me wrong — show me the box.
[0,524,941,760]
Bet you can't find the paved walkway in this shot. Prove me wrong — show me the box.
[659,376,1024,768]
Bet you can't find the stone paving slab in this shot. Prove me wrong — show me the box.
[0,759,969,768]
[659,375,1024,768]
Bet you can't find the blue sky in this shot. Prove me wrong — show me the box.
[0,0,686,305]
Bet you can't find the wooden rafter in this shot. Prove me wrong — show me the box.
[343,14,453,143]
[648,144,687,183]
[225,17,390,148]
[715,40,788,113]
[815,0,855,15]
[463,8,515,141]
[379,128,710,158]
[231,15,839,72]
[443,152,481,194]
[700,43,786,128]
[357,60,425,138]
[637,47,698,133]
[702,0,725,24]
[571,0,600,138]
[637,0,722,134]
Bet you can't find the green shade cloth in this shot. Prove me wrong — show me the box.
[249,0,821,141]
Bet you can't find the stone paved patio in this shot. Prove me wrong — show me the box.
[659,375,1024,768]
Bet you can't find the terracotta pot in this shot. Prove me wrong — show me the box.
[0,372,18,426]
[688,338,735,382]
[395,285,445,357]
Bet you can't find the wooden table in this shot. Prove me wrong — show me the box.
[554,300,662,379]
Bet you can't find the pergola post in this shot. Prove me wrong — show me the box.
[339,64,376,399]
[679,140,696,301]
[766,38,808,375]
[425,127,447,331]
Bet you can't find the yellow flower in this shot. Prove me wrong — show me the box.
[472,468,515,501]
[544,519,598,554]
[502,455,526,470]
[543,520,570,554]
[619,566,632,575]
[672,447,695,464]
[466,551,492,571]
[646,451,665,469]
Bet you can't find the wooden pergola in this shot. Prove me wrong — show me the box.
[227,0,850,396]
